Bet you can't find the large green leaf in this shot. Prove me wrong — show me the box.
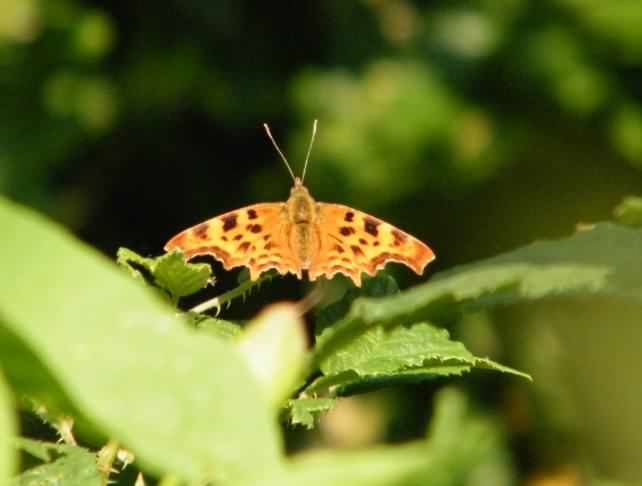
[320,322,527,377]
[237,303,308,409]
[0,322,76,420]
[314,223,642,366]
[0,371,16,484]
[0,196,281,482]
[307,322,528,397]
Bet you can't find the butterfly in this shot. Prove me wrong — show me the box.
[164,121,435,287]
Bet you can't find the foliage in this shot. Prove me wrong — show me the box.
[0,371,16,485]
[3,1,642,483]
[12,439,102,486]
[1,193,641,483]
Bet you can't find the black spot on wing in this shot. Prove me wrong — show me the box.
[392,229,408,245]
[222,213,238,231]
[351,245,364,257]
[364,217,380,237]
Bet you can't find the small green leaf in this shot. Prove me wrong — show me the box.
[613,195,642,227]
[116,247,156,281]
[11,441,101,486]
[153,251,212,298]
[285,398,336,429]
[14,438,100,464]
[0,372,16,484]
[117,247,212,299]
[14,438,61,462]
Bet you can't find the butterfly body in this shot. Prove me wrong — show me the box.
[287,178,319,268]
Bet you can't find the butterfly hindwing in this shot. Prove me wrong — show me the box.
[164,203,301,280]
[308,203,435,286]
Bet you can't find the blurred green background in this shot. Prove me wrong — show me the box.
[2,0,642,484]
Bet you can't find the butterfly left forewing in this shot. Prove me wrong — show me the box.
[308,203,435,286]
[164,203,301,280]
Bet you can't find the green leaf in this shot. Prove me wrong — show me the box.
[0,323,76,420]
[116,247,156,281]
[308,365,471,397]
[11,440,101,486]
[191,315,241,340]
[117,247,212,299]
[238,304,308,408]
[315,274,399,335]
[424,387,510,476]
[0,372,16,483]
[314,223,642,367]
[236,388,510,486]
[307,323,528,396]
[153,251,212,298]
[0,196,281,482]
[285,398,336,429]
[613,195,642,227]
[321,323,485,375]
[14,438,65,463]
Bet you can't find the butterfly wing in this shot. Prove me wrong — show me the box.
[164,203,302,281]
[308,203,435,286]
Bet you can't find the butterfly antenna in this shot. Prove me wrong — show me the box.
[263,123,296,183]
[301,119,318,183]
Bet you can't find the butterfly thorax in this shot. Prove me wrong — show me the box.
[286,178,319,267]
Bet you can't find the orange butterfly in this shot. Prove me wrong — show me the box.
[164,121,435,286]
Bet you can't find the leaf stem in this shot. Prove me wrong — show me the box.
[189,272,275,315]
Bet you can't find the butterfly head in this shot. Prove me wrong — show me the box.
[290,177,310,196]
